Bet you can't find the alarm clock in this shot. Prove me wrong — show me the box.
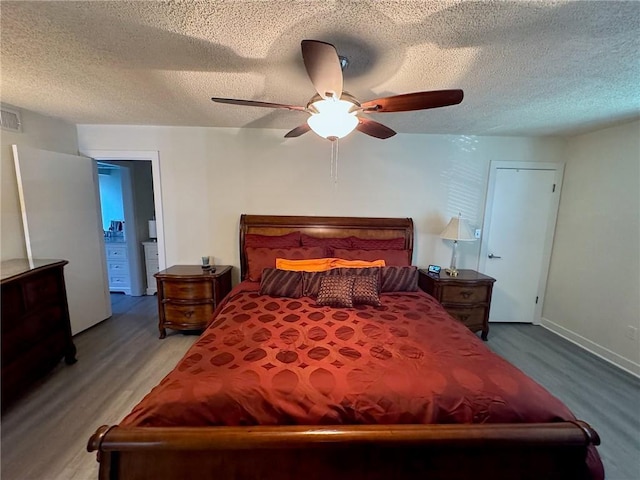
[427,264,441,275]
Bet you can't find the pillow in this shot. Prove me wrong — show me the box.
[246,246,326,281]
[349,236,405,250]
[302,270,330,297]
[300,234,353,251]
[316,276,355,308]
[303,267,381,297]
[380,266,419,292]
[259,269,303,298]
[245,231,301,248]
[275,257,335,272]
[352,274,382,307]
[331,259,385,269]
[333,248,411,267]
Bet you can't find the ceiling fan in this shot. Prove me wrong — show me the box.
[211,40,463,141]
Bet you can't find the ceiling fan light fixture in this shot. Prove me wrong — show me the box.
[307,98,358,139]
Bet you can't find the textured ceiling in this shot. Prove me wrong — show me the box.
[1,0,639,137]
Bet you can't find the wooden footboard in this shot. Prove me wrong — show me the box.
[88,421,600,480]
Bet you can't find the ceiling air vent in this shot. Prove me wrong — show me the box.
[1,107,22,132]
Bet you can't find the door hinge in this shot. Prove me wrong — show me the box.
[552,184,556,192]
[535,296,539,304]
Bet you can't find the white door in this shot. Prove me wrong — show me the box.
[479,162,563,324]
[13,145,111,334]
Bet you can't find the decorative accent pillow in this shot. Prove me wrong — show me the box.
[275,257,335,272]
[349,236,405,250]
[333,248,411,267]
[380,266,419,292]
[302,270,330,297]
[316,276,355,308]
[352,274,382,307]
[245,246,326,281]
[302,267,381,297]
[259,269,303,298]
[245,231,301,248]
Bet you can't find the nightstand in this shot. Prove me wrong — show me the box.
[419,269,496,340]
[155,265,232,339]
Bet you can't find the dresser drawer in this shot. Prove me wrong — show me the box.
[107,261,129,275]
[106,245,128,261]
[445,305,488,331]
[1,283,25,323]
[144,246,159,262]
[440,284,490,304]
[109,275,131,289]
[23,270,62,309]
[146,259,160,274]
[163,303,214,328]
[162,280,212,300]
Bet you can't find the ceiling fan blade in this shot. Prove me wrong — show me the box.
[361,90,464,113]
[356,117,397,139]
[211,97,307,112]
[284,123,311,138]
[301,40,343,100]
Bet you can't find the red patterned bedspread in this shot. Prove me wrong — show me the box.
[125,282,580,428]
[122,281,603,478]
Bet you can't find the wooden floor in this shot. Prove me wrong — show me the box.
[1,296,639,480]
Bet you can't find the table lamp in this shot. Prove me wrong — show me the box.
[440,213,475,276]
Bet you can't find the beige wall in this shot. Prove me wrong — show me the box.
[4,110,637,374]
[76,125,563,279]
[1,106,79,260]
[543,120,640,375]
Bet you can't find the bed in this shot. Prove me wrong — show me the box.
[88,214,603,480]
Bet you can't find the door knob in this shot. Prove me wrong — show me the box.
[488,253,502,259]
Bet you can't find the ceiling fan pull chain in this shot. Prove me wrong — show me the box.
[329,136,339,188]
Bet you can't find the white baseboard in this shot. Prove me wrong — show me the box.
[540,317,640,378]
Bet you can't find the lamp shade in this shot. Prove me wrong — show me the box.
[440,215,475,241]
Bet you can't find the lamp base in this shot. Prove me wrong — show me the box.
[444,268,459,277]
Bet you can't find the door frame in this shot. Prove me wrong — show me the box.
[478,161,564,325]
[83,150,166,272]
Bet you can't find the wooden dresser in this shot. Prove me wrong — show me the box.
[419,269,496,340]
[1,259,77,412]
[155,265,232,338]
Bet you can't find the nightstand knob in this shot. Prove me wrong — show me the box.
[460,290,473,299]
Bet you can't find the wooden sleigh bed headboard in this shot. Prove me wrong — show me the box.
[87,214,602,480]
[239,214,414,279]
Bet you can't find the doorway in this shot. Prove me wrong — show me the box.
[84,149,166,307]
[97,161,154,296]
[84,150,165,269]
[478,161,564,324]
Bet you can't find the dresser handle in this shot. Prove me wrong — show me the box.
[458,314,470,321]
[460,290,473,299]
[183,310,194,318]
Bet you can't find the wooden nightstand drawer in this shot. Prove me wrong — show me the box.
[446,305,488,330]
[162,280,212,300]
[163,303,215,327]
[440,285,490,304]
